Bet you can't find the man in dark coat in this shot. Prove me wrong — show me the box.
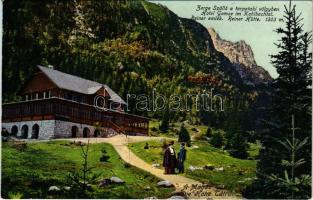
[177,143,187,173]
[163,141,177,174]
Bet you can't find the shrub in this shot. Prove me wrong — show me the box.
[8,192,23,199]
[159,117,169,133]
[2,129,9,137]
[100,148,110,162]
[99,155,110,162]
[123,162,131,168]
[209,131,225,148]
[205,127,212,138]
[227,131,249,159]
[178,124,190,144]
[159,110,170,133]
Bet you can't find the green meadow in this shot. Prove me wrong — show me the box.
[129,139,258,193]
[2,141,174,199]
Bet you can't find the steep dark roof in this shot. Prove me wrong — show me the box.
[37,65,126,105]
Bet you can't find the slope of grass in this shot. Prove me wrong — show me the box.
[129,140,257,193]
[149,119,209,138]
[2,141,174,199]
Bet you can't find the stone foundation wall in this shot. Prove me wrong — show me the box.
[2,120,119,139]
[2,120,55,139]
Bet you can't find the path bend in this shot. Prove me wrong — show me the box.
[69,135,239,199]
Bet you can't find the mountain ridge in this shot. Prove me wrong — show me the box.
[208,27,272,85]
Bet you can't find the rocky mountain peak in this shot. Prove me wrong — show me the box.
[208,27,272,85]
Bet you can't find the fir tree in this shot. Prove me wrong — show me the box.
[205,127,212,138]
[209,131,225,149]
[244,1,312,198]
[178,123,191,144]
[227,131,249,159]
[159,111,170,133]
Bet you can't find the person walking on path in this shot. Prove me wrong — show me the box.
[177,143,187,173]
[163,141,177,174]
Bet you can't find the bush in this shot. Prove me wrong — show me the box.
[205,127,212,138]
[100,148,110,162]
[123,162,131,168]
[159,118,169,133]
[8,192,23,199]
[227,132,249,159]
[209,131,225,148]
[100,155,110,162]
[2,129,9,137]
[178,124,190,143]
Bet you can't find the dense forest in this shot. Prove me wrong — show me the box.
[3,0,269,129]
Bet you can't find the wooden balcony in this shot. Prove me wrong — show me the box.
[2,97,149,135]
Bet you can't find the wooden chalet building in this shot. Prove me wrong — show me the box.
[2,65,149,139]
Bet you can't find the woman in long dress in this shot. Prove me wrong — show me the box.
[163,141,177,174]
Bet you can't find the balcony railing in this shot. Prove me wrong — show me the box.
[2,97,149,135]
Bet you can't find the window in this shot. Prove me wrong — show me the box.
[38,92,43,99]
[43,92,46,99]
[25,94,29,101]
[65,92,73,100]
[35,93,39,100]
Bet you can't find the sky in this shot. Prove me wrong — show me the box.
[152,1,312,78]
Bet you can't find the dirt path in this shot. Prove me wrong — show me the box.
[68,135,239,199]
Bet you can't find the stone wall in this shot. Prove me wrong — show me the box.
[2,120,119,139]
[2,120,55,139]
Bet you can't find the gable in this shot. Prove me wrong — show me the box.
[20,71,58,94]
[96,86,110,97]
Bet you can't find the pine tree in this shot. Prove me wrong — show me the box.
[205,127,212,138]
[244,1,312,198]
[227,131,249,159]
[159,112,170,133]
[178,123,191,144]
[209,130,225,149]
[268,115,311,199]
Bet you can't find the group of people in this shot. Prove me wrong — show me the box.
[163,141,187,174]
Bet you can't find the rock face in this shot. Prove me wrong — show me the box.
[208,27,272,85]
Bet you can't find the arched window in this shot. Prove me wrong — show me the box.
[11,125,18,137]
[94,129,100,137]
[21,125,29,139]
[71,126,78,138]
[31,124,40,139]
[83,127,90,138]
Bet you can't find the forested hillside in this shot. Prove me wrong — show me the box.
[3,0,269,126]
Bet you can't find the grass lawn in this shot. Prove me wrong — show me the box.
[2,141,174,199]
[129,139,257,193]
